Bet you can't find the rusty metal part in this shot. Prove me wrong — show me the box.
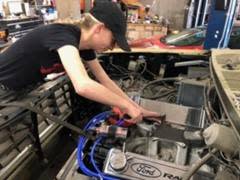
[143,113,166,125]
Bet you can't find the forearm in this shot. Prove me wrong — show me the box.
[57,46,141,120]
[85,79,159,118]
[76,79,130,110]
[101,79,139,108]
[86,59,139,108]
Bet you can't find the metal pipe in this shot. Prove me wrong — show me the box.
[223,0,238,47]
[218,0,236,48]
[182,148,218,180]
[186,0,196,28]
[195,0,203,27]
[201,0,209,25]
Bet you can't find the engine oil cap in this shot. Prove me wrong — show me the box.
[109,150,127,171]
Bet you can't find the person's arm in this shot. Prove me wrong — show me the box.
[86,59,131,99]
[86,59,160,118]
[57,45,142,123]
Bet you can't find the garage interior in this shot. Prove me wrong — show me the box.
[0,0,240,180]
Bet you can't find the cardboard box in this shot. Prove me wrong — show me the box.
[127,23,167,40]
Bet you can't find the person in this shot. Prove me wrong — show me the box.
[0,1,159,124]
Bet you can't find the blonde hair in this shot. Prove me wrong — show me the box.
[54,13,101,30]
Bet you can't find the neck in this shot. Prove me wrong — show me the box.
[79,28,92,50]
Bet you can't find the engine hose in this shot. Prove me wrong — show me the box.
[90,137,119,180]
[142,89,177,99]
[78,120,118,179]
[77,112,108,178]
[140,77,182,96]
[77,112,119,179]
[182,148,218,180]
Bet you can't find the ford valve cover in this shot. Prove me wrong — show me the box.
[103,148,191,180]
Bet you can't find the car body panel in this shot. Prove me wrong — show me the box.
[129,26,240,50]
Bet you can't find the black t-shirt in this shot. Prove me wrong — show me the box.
[0,24,96,90]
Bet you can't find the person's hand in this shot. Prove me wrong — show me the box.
[122,105,143,125]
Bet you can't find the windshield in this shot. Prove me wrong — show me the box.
[162,28,206,46]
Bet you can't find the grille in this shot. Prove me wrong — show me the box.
[0,76,72,170]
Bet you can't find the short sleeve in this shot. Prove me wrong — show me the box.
[42,24,80,51]
[79,50,96,61]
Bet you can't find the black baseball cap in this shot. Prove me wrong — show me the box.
[90,1,131,51]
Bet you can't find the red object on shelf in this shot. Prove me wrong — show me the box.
[80,0,85,11]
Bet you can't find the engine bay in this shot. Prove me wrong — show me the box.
[1,50,240,180]
[64,50,240,180]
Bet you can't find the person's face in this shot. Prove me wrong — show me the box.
[91,24,116,53]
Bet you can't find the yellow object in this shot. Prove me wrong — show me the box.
[122,0,145,19]
[0,30,7,40]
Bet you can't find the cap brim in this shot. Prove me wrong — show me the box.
[114,34,131,52]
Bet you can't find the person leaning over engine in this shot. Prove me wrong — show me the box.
[0,2,160,124]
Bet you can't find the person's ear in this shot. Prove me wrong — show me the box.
[93,23,104,34]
